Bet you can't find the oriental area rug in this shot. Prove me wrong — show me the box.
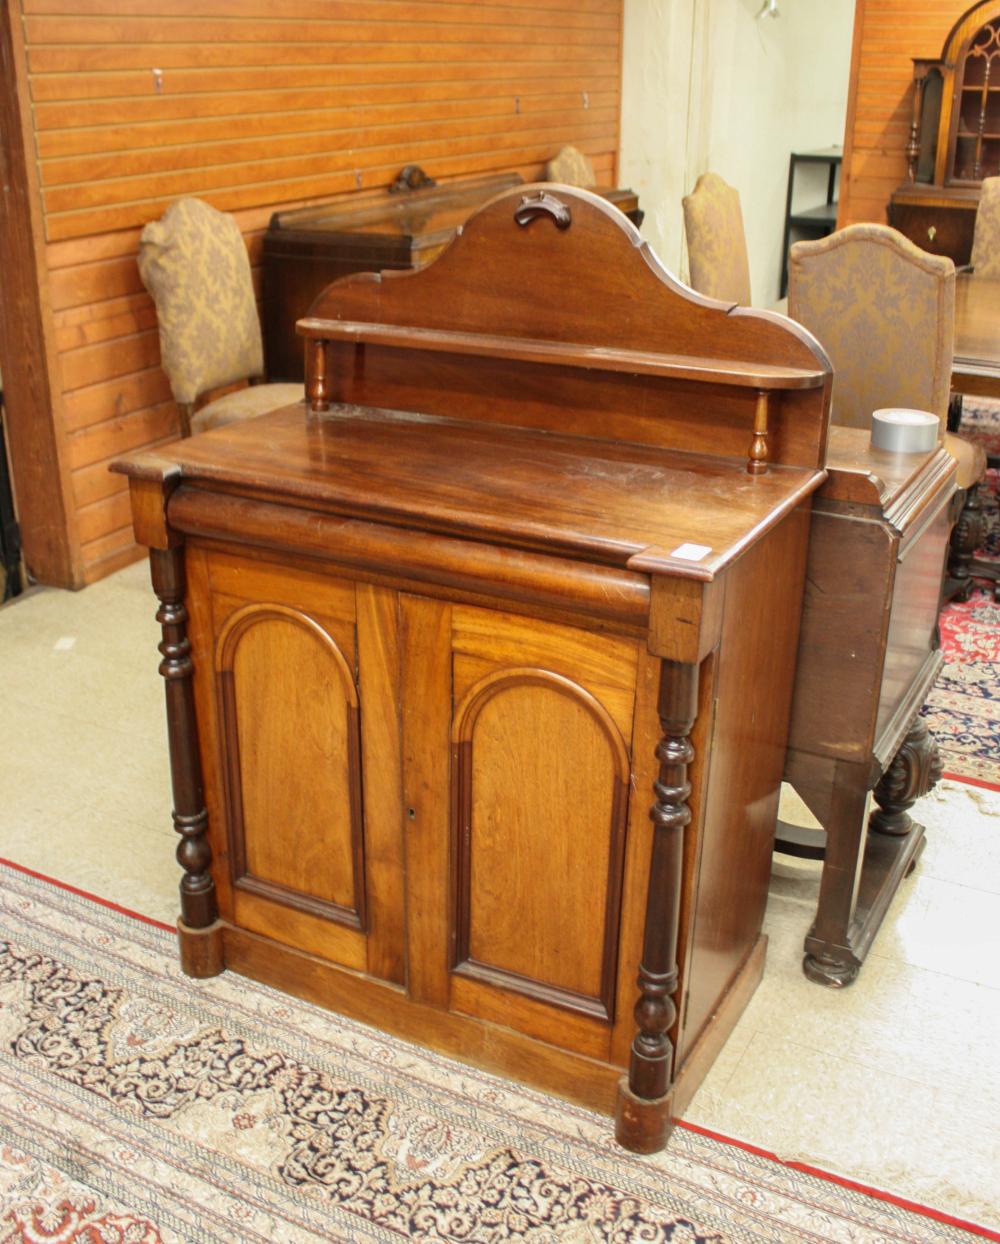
[921,466,1000,790]
[2,862,997,1244]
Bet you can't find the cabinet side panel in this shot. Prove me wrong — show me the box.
[874,504,951,744]
[786,509,894,765]
[679,504,811,1061]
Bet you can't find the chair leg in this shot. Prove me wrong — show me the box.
[943,484,986,603]
[947,390,964,434]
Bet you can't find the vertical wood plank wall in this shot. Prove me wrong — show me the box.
[18,0,623,585]
[839,0,973,228]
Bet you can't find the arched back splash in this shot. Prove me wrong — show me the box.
[299,185,833,472]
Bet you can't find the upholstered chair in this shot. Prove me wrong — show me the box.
[682,172,753,305]
[789,223,986,593]
[138,197,302,437]
[970,176,1000,279]
[545,145,595,187]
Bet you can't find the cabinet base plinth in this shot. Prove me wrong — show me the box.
[614,1080,674,1153]
[178,918,225,978]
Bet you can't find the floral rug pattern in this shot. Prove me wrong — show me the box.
[922,447,999,786]
[1,864,993,1243]
[922,587,1000,786]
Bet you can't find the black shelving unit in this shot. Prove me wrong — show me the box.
[780,146,842,297]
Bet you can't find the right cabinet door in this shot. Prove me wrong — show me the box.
[400,594,645,1061]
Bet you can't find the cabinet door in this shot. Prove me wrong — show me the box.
[401,596,642,1059]
[188,547,405,982]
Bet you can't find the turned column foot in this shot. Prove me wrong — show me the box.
[614,1079,673,1153]
[870,718,943,837]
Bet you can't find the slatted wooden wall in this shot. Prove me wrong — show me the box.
[19,0,623,584]
[839,0,973,227]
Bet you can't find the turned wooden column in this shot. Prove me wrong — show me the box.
[616,657,698,1154]
[150,545,224,978]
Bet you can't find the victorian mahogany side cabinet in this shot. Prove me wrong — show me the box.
[114,187,832,1153]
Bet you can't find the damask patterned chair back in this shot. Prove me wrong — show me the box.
[138,197,301,437]
[971,176,1000,279]
[788,224,954,430]
[545,145,595,187]
[682,172,752,305]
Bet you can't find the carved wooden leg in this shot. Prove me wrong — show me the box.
[946,484,986,604]
[615,659,697,1154]
[150,547,224,978]
[803,761,869,989]
[870,717,943,837]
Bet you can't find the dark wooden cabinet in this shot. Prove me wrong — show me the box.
[116,185,831,1154]
[888,3,1000,263]
[781,428,956,986]
[262,172,640,381]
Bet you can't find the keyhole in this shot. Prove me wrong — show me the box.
[407,807,416,820]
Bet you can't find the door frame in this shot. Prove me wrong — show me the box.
[0,0,81,587]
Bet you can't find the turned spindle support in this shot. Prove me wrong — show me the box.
[906,79,923,182]
[149,546,223,978]
[747,390,770,474]
[307,338,331,412]
[616,657,699,1154]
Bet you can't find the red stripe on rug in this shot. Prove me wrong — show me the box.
[943,770,1000,792]
[676,1119,1000,1241]
[6,854,998,1240]
[0,856,176,934]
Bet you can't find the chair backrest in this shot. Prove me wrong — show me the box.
[788,223,954,430]
[545,145,595,187]
[682,172,752,305]
[971,176,1000,279]
[137,197,264,407]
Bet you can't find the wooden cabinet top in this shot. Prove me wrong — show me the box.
[122,402,820,582]
[821,426,956,531]
[266,172,524,254]
[266,170,638,256]
[118,185,834,582]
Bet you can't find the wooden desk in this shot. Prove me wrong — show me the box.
[115,187,831,1154]
[263,171,641,381]
[781,428,955,986]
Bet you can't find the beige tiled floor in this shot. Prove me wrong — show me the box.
[1,560,998,1231]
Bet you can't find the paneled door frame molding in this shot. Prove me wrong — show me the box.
[0,0,81,587]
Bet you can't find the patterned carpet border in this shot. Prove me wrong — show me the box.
[2,860,998,1244]
[922,584,1000,789]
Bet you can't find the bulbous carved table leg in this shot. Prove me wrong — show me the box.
[870,718,944,838]
[615,659,697,1154]
[150,547,224,978]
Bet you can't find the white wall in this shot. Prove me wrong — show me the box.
[619,0,855,308]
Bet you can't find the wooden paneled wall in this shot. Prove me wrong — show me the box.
[839,0,974,227]
[17,0,623,584]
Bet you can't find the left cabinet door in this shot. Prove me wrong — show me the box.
[186,545,406,984]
